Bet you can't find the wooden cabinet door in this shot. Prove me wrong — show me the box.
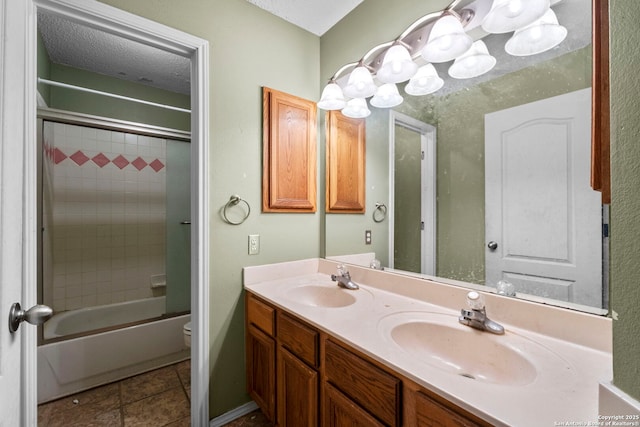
[262,86,317,212]
[246,324,276,421]
[414,391,482,427]
[322,382,384,427]
[325,110,366,213]
[277,347,318,427]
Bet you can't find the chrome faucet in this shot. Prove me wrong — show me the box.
[458,291,504,335]
[331,265,359,290]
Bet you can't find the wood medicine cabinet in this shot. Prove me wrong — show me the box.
[325,110,366,213]
[262,87,317,213]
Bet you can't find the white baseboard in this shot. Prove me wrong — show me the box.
[209,401,259,427]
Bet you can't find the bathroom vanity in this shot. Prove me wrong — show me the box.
[244,258,612,426]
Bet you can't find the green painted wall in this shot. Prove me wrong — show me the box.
[37,30,51,104]
[95,0,321,416]
[610,0,640,401]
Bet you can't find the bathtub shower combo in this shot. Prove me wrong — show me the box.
[38,116,192,403]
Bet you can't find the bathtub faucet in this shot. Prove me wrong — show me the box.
[331,265,359,290]
[458,291,504,335]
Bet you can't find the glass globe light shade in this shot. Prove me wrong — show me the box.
[505,9,567,56]
[317,82,346,110]
[421,15,473,63]
[370,83,403,108]
[341,98,371,118]
[448,40,496,79]
[482,0,550,34]
[343,66,377,99]
[405,64,444,96]
[376,44,418,84]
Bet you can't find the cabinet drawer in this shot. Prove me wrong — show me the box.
[324,339,401,426]
[247,293,275,336]
[277,312,319,368]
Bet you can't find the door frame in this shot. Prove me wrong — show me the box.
[388,111,436,274]
[27,0,210,424]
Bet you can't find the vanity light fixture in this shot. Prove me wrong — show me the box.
[343,63,377,99]
[370,83,403,108]
[317,78,347,110]
[421,13,473,63]
[481,0,550,34]
[504,9,567,56]
[342,97,371,118]
[318,0,568,114]
[448,40,497,79]
[405,64,444,96]
[377,42,419,84]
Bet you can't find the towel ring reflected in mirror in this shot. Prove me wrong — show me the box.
[222,195,251,225]
[373,202,387,223]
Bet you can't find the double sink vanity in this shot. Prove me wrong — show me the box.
[244,258,612,426]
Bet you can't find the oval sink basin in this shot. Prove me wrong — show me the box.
[390,320,537,386]
[287,285,358,308]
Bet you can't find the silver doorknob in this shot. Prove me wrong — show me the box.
[487,241,498,251]
[8,302,53,333]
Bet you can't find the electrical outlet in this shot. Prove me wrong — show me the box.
[248,234,260,255]
[365,230,372,245]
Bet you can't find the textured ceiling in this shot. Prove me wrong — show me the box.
[38,12,191,95]
[245,0,363,36]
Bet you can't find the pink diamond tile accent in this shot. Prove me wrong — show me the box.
[53,148,67,164]
[131,157,148,171]
[70,150,90,166]
[92,153,110,168]
[112,155,130,170]
[149,159,165,172]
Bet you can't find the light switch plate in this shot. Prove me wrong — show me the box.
[249,234,260,255]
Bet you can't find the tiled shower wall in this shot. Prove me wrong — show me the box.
[42,121,167,313]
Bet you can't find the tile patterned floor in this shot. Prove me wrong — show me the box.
[38,360,191,427]
[38,359,273,427]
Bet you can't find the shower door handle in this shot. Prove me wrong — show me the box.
[8,302,53,333]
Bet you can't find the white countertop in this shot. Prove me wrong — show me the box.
[244,258,613,427]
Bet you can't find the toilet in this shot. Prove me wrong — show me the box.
[183,321,191,348]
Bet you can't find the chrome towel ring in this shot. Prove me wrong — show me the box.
[223,195,251,225]
[373,203,387,223]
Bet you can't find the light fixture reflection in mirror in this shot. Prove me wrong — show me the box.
[505,9,568,56]
[448,40,497,79]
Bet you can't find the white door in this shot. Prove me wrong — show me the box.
[1,0,39,424]
[485,88,603,307]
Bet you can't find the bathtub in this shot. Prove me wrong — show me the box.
[43,296,168,339]
[38,297,190,403]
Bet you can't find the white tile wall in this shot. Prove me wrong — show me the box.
[43,122,166,313]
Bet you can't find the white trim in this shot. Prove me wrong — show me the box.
[388,111,437,275]
[30,0,210,424]
[209,401,259,427]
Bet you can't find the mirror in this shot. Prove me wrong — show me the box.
[324,0,608,314]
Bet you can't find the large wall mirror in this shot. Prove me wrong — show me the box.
[324,0,609,315]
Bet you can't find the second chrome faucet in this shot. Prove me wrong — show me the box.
[331,264,359,290]
[458,291,504,335]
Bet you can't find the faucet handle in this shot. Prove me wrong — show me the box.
[336,264,348,276]
[466,291,485,310]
